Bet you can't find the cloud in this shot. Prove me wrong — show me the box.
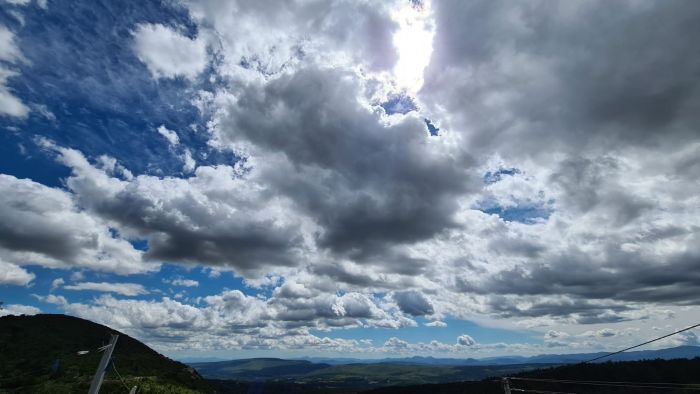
[393,290,434,316]
[0,304,40,317]
[458,334,476,346]
[3,0,700,357]
[63,281,149,296]
[0,172,153,275]
[132,23,208,80]
[50,277,64,291]
[0,25,23,62]
[185,0,398,79]
[215,66,476,266]
[157,125,180,146]
[165,278,199,288]
[41,141,309,276]
[0,25,29,117]
[0,261,35,286]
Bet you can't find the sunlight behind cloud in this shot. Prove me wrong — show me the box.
[392,1,434,93]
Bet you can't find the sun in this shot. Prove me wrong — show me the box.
[392,1,435,93]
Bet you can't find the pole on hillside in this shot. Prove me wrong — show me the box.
[502,377,512,394]
[88,334,118,394]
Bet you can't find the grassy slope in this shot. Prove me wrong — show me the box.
[0,314,212,394]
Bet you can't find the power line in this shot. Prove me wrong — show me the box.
[511,377,699,388]
[111,361,131,392]
[581,322,700,364]
[511,377,700,391]
[511,389,577,394]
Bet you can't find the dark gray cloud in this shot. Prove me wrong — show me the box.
[422,0,700,156]
[473,233,700,308]
[46,146,306,275]
[220,67,476,259]
[394,290,434,316]
[0,173,147,274]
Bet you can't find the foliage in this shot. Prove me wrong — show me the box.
[0,314,213,393]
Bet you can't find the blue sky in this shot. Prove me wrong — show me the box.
[1,0,700,359]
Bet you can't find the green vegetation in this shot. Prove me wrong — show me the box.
[0,314,213,393]
[364,357,700,394]
[193,358,551,391]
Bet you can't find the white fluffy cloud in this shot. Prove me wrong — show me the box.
[0,304,40,317]
[458,334,476,347]
[132,23,208,80]
[0,172,153,275]
[0,261,35,286]
[63,281,149,296]
[157,125,179,146]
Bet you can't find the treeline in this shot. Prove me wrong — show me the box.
[364,357,700,394]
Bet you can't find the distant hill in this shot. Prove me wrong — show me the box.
[190,358,330,380]
[191,358,550,391]
[0,314,212,393]
[364,357,700,394]
[298,345,700,366]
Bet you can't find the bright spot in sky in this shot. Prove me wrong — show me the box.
[392,1,435,93]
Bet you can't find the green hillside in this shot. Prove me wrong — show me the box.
[364,357,700,394]
[0,314,213,394]
[191,358,330,380]
[192,358,551,391]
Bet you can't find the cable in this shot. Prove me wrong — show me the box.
[111,361,131,392]
[510,377,700,391]
[581,322,700,364]
[511,389,577,394]
[511,377,699,388]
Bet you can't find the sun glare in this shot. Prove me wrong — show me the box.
[392,1,435,93]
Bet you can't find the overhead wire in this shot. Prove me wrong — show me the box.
[510,388,577,394]
[510,377,700,391]
[581,322,700,364]
[503,323,700,392]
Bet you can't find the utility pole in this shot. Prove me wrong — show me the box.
[502,377,511,394]
[88,334,118,394]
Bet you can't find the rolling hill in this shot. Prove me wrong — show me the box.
[297,345,700,366]
[191,358,552,391]
[364,357,700,394]
[0,314,213,393]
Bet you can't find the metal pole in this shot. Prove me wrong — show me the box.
[502,377,512,394]
[88,334,118,394]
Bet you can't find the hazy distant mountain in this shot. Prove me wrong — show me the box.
[190,358,330,380]
[296,345,700,366]
[191,359,550,390]
[0,314,212,393]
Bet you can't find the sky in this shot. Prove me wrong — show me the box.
[1,0,699,360]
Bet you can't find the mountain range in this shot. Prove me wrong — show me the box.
[291,345,700,366]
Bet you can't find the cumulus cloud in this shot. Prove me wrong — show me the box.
[393,290,434,316]
[458,334,476,346]
[40,141,309,276]
[0,261,35,286]
[132,23,208,80]
[63,281,149,296]
[50,277,64,291]
[0,172,153,275]
[0,304,40,317]
[2,0,700,357]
